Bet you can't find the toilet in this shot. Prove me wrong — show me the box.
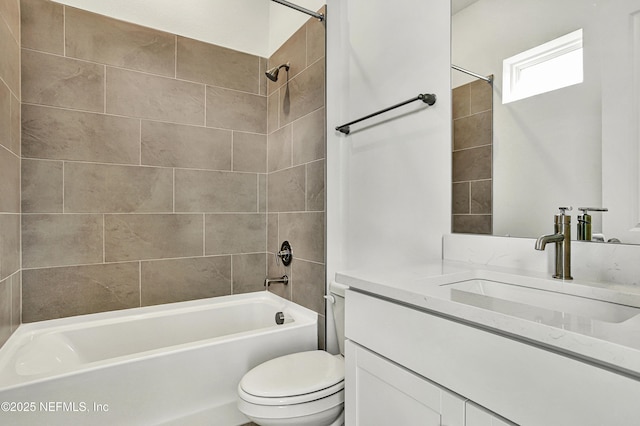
[237,281,348,426]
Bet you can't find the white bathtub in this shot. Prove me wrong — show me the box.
[0,291,317,425]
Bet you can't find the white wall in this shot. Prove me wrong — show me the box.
[327,0,451,275]
[269,0,325,55]
[452,0,602,238]
[53,0,324,57]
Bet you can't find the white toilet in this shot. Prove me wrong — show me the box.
[237,281,348,426]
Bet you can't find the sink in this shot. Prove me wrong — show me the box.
[441,279,640,326]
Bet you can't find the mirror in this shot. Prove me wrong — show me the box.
[451,0,640,244]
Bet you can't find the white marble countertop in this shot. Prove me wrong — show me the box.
[335,260,640,378]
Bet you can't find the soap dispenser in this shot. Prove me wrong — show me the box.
[577,207,608,241]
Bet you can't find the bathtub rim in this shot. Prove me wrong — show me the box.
[0,291,318,391]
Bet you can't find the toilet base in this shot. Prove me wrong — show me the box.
[245,405,343,426]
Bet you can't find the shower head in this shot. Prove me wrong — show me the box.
[265,63,290,82]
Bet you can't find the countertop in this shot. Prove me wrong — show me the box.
[335,260,640,378]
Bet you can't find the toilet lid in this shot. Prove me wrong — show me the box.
[240,350,344,398]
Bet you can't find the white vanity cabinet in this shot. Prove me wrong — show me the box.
[345,289,640,425]
[346,341,511,426]
[346,340,466,425]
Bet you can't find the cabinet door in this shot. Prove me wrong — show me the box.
[466,402,516,426]
[346,340,465,426]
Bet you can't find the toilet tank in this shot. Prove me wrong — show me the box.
[329,281,348,355]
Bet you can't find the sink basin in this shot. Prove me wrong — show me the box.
[442,279,640,326]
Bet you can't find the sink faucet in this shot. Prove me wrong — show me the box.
[535,207,573,280]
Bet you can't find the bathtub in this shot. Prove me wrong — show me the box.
[0,291,317,425]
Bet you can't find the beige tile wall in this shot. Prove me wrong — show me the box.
[19,0,327,347]
[452,78,493,234]
[0,0,21,347]
[266,7,327,348]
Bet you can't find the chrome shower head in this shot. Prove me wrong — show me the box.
[265,63,290,82]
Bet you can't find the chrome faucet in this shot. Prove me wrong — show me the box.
[535,207,573,280]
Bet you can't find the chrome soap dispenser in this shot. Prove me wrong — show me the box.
[577,207,608,241]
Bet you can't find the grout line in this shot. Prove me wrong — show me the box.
[20,253,261,273]
[103,65,107,113]
[20,101,268,135]
[62,162,65,213]
[202,213,206,256]
[138,261,142,307]
[231,131,234,171]
[102,214,106,263]
[62,6,66,57]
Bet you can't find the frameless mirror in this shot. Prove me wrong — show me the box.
[452,0,640,244]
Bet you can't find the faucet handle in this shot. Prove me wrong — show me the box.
[558,206,573,215]
[578,207,608,214]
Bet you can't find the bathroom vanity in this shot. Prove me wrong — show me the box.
[337,262,640,425]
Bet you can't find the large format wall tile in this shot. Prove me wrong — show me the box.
[141,120,232,170]
[453,110,492,150]
[279,212,324,263]
[10,273,19,333]
[0,83,19,155]
[0,146,20,213]
[0,0,20,42]
[141,256,232,306]
[0,215,20,280]
[65,7,175,77]
[232,253,266,294]
[292,259,325,314]
[268,124,292,172]
[9,92,19,155]
[206,86,266,133]
[106,67,205,125]
[105,214,203,262]
[0,82,11,151]
[232,131,267,173]
[22,214,103,268]
[452,215,492,235]
[306,160,325,212]
[21,159,63,213]
[175,169,258,212]
[22,262,140,322]
[306,7,326,66]
[22,104,140,163]
[20,0,64,54]
[0,277,11,344]
[268,25,306,95]
[292,107,325,165]
[177,37,260,94]
[205,213,266,255]
[22,49,105,112]
[0,13,20,97]
[278,58,324,126]
[267,166,306,212]
[452,145,492,182]
[64,163,173,213]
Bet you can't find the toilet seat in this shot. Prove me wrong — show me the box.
[238,379,344,406]
[239,350,344,404]
[237,386,344,421]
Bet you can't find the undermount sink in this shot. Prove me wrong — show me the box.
[442,279,640,326]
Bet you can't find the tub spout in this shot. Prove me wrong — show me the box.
[264,275,288,287]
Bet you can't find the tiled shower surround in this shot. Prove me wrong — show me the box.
[17,0,326,344]
[0,0,21,348]
[452,78,492,234]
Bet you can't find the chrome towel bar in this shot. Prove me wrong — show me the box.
[335,93,436,135]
